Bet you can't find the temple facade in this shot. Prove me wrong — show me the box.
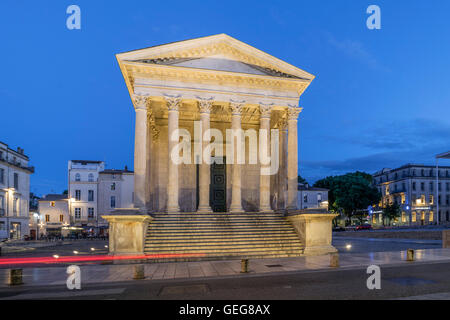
[116,34,314,214]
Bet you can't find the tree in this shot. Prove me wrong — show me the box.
[298,175,308,185]
[383,202,401,226]
[314,172,381,225]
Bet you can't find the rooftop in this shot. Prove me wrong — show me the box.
[39,194,68,201]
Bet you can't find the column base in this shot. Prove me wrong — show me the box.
[167,206,180,213]
[259,207,274,213]
[229,205,244,213]
[197,205,213,213]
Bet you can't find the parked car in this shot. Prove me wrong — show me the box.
[356,224,372,231]
[333,226,346,232]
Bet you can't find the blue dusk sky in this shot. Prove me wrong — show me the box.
[1,0,449,196]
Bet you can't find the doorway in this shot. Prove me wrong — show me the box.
[210,157,226,212]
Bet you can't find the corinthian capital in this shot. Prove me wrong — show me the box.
[287,106,303,121]
[164,95,182,112]
[229,100,245,115]
[259,103,273,119]
[197,97,214,114]
[133,94,148,109]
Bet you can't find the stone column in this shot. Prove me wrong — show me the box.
[197,98,213,213]
[287,106,302,211]
[133,95,148,211]
[166,96,181,213]
[259,104,273,213]
[278,118,288,210]
[229,101,245,213]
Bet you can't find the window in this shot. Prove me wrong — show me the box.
[430,182,434,192]
[439,183,442,192]
[303,194,308,203]
[447,211,450,221]
[13,198,18,214]
[429,195,434,205]
[60,215,64,222]
[13,173,18,189]
[317,193,322,202]
[111,183,116,191]
[421,182,425,191]
[88,173,94,182]
[75,190,81,201]
[412,212,417,223]
[75,173,81,182]
[74,208,81,219]
[447,195,450,205]
[0,222,5,231]
[50,201,55,207]
[412,182,416,191]
[0,168,4,184]
[447,183,450,192]
[88,208,94,219]
[110,196,116,208]
[88,190,94,202]
[420,195,426,204]
[429,211,434,222]
[45,215,50,222]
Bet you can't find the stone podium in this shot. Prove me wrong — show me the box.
[287,210,338,256]
[102,209,152,255]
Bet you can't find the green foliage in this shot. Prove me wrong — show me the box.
[383,202,401,226]
[314,172,381,220]
[298,175,308,184]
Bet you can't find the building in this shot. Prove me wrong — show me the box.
[116,33,313,213]
[37,194,70,237]
[0,142,34,240]
[68,160,105,232]
[297,184,329,210]
[105,35,338,259]
[97,167,134,230]
[373,164,450,226]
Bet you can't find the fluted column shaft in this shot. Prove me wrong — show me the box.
[133,95,148,211]
[287,106,302,211]
[197,99,213,213]
[259,105,273,212]
[229,102,244,213]
[166,97,181,213]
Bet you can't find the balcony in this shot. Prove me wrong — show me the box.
[0,157,34,173]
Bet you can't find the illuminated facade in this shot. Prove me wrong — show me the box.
[116,34,314,213]
[373,164,450,226]
[0,141,34,240]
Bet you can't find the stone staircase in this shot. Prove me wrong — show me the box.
[144,212,304,261]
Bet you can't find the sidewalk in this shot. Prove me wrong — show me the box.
[2,248,450,288]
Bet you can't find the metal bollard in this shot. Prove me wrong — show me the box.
[407,249,415,262]
[9,269,23,286]
[133,264,145,280]
[241,259,249,273]
[330,253,339,268]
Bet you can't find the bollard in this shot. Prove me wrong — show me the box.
[9,269,23,286]
[241,259,249,273]
[133,264,145,280]
[407,249,415,262]
[330,253,339,268]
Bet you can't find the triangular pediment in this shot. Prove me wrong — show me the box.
[116,34,314,80]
